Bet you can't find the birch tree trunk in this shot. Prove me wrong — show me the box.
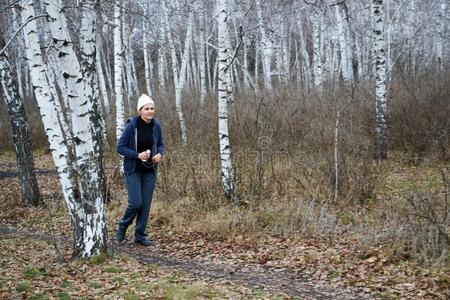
[217,0,235,201]
[123,23,137,114]
[341,2,360,81]
[373,0,388,160]
[254,45,260,94]
[282,29,290,86]
[114,2,125,142]
[242,35,250,89]
[256,0,272,90]
[0,44,40,206]
[143,6,153,97]
[11,7,25,99]
[44,0,80,128]
[31,0,108,256]
[190,39,199,91]
[96,40,109,116]
[312,7,324,93]
[163,0,190,144]
[20,0,80,246]
[77,0,107,256]
[158,23,166,91]
[296,16,312,88]
[225,12,234,104]
[335,3,352,84]
[130,47,139,94]
[199,19,207,108]
[437,0,447,71]
[274,12,289,85]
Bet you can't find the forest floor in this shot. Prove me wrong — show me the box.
[0,151,449,299]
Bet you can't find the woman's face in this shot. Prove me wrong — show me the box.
[139,104,155,123]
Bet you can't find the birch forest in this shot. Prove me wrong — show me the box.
[0,0,449,298]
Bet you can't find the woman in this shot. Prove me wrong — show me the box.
[116,94,164,246]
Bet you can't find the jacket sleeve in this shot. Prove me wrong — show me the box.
[157,123,164,156]
[117,122,138,159]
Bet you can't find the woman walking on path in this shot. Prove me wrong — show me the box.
[116,94,164,246]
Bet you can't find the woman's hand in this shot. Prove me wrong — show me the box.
[138,151,150,161]
[152,153,162,163]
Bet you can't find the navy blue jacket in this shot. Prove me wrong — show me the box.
[117,116,164,175]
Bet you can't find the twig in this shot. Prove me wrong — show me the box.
[0,14,47,56]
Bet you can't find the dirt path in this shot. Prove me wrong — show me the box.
[0,225,372,299]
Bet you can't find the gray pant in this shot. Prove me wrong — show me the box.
[119,171,157,241]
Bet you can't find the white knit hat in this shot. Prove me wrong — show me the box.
[137,94,154,112]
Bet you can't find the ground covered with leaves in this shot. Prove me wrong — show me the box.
[0,233,286,300]
[0,151,449,299]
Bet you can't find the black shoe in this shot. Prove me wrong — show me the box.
[135,239,155,246]
[116,226,126,243]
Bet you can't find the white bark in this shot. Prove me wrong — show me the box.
[342,2,360,81]
[312,8,324,92]
[373,0,388,160]
[190,40,199,91]
[217,0,235,200]
[206,37,212,91]
[213,53,218,91]
[242,35,250,89]
[274,12,288,85]
[78,0,107,257]
[282,30,290,86]
[32,0,108,257]
[21,0,79,233]
[254,45,260,94]
[199,19,207,108]
[296,16,312,88]
[256,0,272,90]
[335,3,352,84]
[437,0,446,71]
[143,10,153,97]
[225,11,234,104]
[11,7,25,99]
[158,23,166,91]
[44,0,82,127]
[123,24,137,112]
[130,46,139,94]
[114,2,125,142]
[163,0,191,144]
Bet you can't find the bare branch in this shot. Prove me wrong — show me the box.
[0,14,47,56]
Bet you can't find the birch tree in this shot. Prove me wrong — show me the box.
[142,2,153,97]
[296,15,312,88]
[312,5,324,92]
[162,0,191,144]
[78,0,107,254]
[96,39,109,116]
[217,0,236,200]
[21,0,107,257]
[11,6,26,99]
[196,4,208,108]
[256,0,272,90]
[20,0,79,246]
[0,33,40,207]
[373,0,388,160]
[436,0,447,71]
[335,2,353,84]
[158,23,166,91]
[114,2,125,142]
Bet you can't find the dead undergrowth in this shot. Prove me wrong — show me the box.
[0,150,449,299]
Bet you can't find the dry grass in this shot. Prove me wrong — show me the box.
[1,72,449,266]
